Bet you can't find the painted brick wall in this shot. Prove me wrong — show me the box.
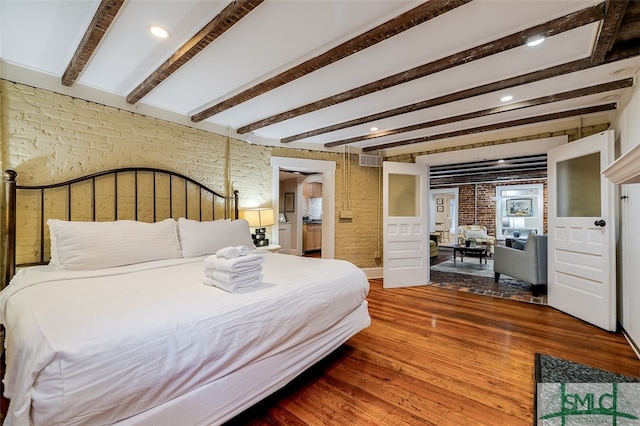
[0,81,382,270]
[271,147,382,266]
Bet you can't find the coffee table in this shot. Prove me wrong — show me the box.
[452,244,488,267]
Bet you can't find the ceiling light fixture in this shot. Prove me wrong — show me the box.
[526,35,545,47]
[149,25,171,39]
[500,95,513,102]
[498,159,505,163]
[370,127,379,132]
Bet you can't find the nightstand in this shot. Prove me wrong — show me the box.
[264,244,281,253]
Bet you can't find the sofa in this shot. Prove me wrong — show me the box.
[493,233,548,296]
[457,225,496,254]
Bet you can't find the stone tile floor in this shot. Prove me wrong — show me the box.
[429,247,547,305]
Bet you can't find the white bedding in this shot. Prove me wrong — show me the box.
[0,253,370,426]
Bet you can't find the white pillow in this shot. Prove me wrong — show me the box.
[48,218,182,270]
[465,229,486,240]
[178,218,255,258]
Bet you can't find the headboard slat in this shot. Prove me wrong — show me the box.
[4,170,17,286]
[3,167,239,287]
[40,189,45,264]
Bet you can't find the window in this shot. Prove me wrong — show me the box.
[495,184,543,239]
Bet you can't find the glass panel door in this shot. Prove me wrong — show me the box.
[556,152,601,217]
[388,173,419,217]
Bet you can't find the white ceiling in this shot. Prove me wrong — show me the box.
[1,0,638,156]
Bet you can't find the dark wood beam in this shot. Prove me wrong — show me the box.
[361,104,616,152]
[615,1,640,43]
[283,59,592,143]
[126,0,264,105]
[61,0,125,87]
[284,41,640,144]
[236,3,605,134]
[325,79,632,148]
[190,0,472,122]
[591,0,629,64]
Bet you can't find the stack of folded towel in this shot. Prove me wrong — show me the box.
[203,245,265,292]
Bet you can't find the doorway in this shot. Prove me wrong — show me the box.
[271,157,336,259]
[430,188,458,245]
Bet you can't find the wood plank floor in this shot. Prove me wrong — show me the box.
[226,279,640,425]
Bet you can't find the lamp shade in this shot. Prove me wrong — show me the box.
[240,208,274,227]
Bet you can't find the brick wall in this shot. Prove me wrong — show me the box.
[271,147,381,266]
[434,169,549,237]
[440,178,548,238]
[0,81,381,270]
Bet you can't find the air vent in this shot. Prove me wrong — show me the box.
[359,154,382,167]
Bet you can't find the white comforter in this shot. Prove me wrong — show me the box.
[0,253,369,425]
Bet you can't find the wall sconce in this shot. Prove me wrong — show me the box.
[240,208,274,247]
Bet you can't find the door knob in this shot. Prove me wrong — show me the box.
[594,219,606,227]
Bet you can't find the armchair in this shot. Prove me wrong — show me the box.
[457,225,496,254]
[493,234,547,296]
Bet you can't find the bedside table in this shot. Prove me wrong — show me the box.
[263,244,281,253]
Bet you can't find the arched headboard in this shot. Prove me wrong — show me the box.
[3,167,239,286]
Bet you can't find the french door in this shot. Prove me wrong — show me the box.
[547,130,616,331]
[383,161,429,288]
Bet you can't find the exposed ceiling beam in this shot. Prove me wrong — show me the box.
[430,155,549,177]
[126,0,264,105]
[190,0,472,122]
[283,38,640,144]
[324,78,632,148]
[615,1,640,43]
[61,0,125,87]
[236,3,605,134]
[361,103,616,152]
[591,0,629,64]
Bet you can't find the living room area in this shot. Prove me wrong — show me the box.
[423,137,562,304]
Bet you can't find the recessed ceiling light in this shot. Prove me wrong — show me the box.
[149,25,171,39]
[526,35,545,47]
[500,95,513,102]
[370,127,379,132]
[498,159,505,163]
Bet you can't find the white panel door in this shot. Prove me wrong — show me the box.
[383,161,429,288]
[547,130,616,331]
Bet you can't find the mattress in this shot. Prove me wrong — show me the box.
[0,253,370,425]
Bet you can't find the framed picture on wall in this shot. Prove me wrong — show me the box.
[437,206,444,212]
[506,198,533,216]
[284,192,295,212]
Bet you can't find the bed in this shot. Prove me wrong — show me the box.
[0,168,370,425]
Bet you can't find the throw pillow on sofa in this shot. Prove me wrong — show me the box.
[511,239,526,250]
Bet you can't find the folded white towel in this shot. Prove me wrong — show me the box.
[204,254,265,272]
[216,246,240,259]
[237,245,250,256]
[211,270,262,285]
[204,265,262,279]
[203,275,263,292]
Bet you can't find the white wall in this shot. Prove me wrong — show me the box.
[612,69,640,355]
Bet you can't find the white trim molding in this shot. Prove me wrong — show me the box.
[603,144,640,185]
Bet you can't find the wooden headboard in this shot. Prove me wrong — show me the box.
[3,167,239,286]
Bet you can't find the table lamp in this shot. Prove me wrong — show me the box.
[240,208,274,247]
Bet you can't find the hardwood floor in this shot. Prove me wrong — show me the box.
[226,279,640,425]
